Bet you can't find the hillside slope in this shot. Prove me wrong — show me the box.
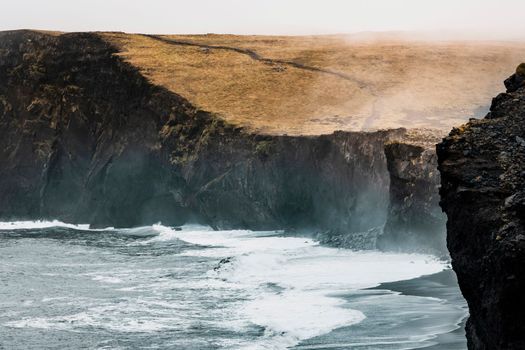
[103,32,525,135]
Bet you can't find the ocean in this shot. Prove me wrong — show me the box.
[0,222,467,349]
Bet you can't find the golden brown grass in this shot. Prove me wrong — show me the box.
[101,32,525,135]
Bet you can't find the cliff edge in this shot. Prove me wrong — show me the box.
[438,65,525,349]
[0,30,465,253]
[0,30,401,234]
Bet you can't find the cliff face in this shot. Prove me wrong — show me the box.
[379,130,447,254]
[0,30,406,234]
[438,69,525,349]
[0,30,201,227]
[188,130,402,232]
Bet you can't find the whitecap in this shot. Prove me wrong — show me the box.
[0,220,114,231]
[142,225,448,349]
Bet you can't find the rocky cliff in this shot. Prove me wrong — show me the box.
[0,30,415,236]
[438,67,525,349]
[378,129,447,254]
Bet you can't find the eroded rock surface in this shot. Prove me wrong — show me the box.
[0,30,404,234]
[438,68,525,349]
[379,129,446,254]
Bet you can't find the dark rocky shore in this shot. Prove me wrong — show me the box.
[438,67,525,349]
[0,30,444,252]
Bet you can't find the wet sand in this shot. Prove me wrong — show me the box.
[294,268,468,349]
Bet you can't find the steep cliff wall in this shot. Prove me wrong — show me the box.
[438,68,525,349]
[0,30,406,234]
[0,30,201,227]
[187,130,402,232]
[378,130,447,254]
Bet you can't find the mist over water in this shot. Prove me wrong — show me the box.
[0,221,467,349]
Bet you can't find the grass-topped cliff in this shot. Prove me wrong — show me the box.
[0,29,523,254]
[100,31,525,135]
[0,30,400,231]
[14,30,523,135]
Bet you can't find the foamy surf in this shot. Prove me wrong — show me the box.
[0,220,114,231]
[148,225,448,349]
[0,220,161,235]
[0,222,464,349]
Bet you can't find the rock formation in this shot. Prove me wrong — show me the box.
[0,30,402,233]
[378,130,447,254]
[438,66,525,349]
[0,30,448,253]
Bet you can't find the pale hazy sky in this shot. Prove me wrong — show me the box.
[2,0,525,38]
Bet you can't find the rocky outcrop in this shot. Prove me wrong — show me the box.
[438,67,525,349]
[0,30,408,234]
[0,30,201,227]
[189,130,403,232]
[378,130,447,254]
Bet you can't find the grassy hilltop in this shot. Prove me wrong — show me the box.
[96,32,525,135]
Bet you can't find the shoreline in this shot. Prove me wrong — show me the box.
[374,269,468,350]
[294,268,468,349]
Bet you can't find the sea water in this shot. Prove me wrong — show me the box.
[0,222,467,349]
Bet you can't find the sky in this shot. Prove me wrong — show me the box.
[2,0,525,39]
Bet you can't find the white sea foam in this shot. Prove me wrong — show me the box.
[91,275,123,284]
[5,308,182,333]
[2,223,453,349]
[0,220,114,231]
[149,225,448,348]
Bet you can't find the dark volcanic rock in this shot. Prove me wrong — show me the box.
[0,30,203,227]
[379,130,447,254]
[504,63,525,93]
[0,30,407,235]
[438,68,525,349]
[188,130,403,232]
